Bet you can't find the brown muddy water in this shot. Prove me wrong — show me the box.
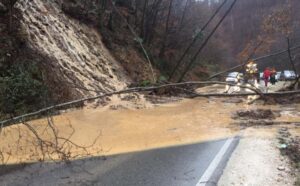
[0,98,299,164]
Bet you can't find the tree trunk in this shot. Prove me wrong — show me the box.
[145,0,162,45]
[179,0,190,30]
[169,0,229,81]
[177,0,238,82]
[159,0,174,57]
[8,0,14,33]
[140,0,148,38]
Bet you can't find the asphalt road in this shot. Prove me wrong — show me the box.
[84,138,239,186]
[0,138,239,186]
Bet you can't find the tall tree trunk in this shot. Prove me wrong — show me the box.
[169,0,229,81]
[177,0,238,82]
[179,0,190,30]
[145,0,162,45]
[287,38,298,75]
[8,0,14,33]
[140,0,148,38]
[134,0,140,28]
[99,0,108,29]
[159,0,174,57]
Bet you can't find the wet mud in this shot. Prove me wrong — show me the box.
[0,97,299,164]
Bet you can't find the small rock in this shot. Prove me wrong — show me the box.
[109,104,126,110]
[277,166,285,171]
[280,127,288,132]
[278,144,288,149]
[222,98,244,103]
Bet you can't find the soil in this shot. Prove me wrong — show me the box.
[0,98,238,164]
[278,128,300,185]
[144,94,182,104]
[1,97,300,165]
[10,0,129,102]
[221,100,300,185]
[230,108,298,127]
[0,84,299,185]
[267,94,300,105]
[232,109,280,120]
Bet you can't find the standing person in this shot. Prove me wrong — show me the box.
[270,67,277,85]
[263,67,271,87]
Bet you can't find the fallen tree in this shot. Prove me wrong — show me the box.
[0,115,101,165]
[1,81,300,128]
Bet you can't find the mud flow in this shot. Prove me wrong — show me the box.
[1,98,300,164]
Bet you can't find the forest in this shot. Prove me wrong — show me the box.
[0,1,300,185]
[92,0,300,81]
[0,0,300,117]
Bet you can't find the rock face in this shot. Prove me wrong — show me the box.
[15,0,128,101]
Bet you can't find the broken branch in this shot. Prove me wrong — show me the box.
[1,81,298,128]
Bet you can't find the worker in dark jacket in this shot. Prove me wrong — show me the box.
[270,67,277,85]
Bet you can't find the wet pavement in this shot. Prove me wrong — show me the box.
[0,138,239,186]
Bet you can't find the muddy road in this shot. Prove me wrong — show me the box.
[0,82,299,185]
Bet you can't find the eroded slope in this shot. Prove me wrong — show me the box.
[15,0,128,101]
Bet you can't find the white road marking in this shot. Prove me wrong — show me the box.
[196,138,234,186]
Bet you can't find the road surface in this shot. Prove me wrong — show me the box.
[0,138,239,186]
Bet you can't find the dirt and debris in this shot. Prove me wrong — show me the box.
[231,108,300,127]
[278,128,300,185]
[222,98,245,104]
[232,109,280,120]
[7,0,130,103]
[235,120,275,127]
[267,94,300,105]
[144,95,182,104]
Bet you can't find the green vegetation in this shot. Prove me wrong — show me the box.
[139,79,152,87]
[0,62,48,118]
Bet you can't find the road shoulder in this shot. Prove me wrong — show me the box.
[218,129,295,186]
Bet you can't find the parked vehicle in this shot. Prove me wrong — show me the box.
[279,70,297,81]
[275,72,281,81]
[259,72,264,80]
[226,72,244,84]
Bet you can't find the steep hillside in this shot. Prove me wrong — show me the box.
[14,0,128,101]
[61,0,158,82]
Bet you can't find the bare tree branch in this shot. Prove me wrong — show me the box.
[1,80,299,128]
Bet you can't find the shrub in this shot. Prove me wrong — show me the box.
[0,62,48,117]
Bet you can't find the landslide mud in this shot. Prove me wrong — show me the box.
[1,98,299,164]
